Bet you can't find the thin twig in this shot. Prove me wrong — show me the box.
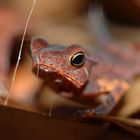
[36,56,40,77]
[4,0,37,105]
[48,101,53,117]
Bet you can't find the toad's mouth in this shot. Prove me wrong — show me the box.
[33,64,84,89]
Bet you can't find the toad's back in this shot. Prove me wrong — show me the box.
[89,42,140,81]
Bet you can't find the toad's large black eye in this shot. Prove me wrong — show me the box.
[70,52,85,68]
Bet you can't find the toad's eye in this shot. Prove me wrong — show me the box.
[70,52,85,68]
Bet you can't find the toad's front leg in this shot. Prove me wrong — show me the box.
[75,79,129,117]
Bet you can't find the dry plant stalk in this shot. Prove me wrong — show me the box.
[4,0,37,105]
